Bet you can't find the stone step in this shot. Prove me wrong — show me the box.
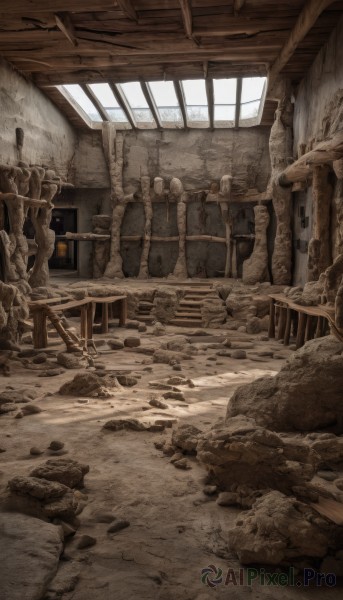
[170,319,203,328]
[179,299,203,306]
[135,315,154,323]
[174,311,202,318]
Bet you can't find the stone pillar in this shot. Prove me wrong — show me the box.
[307,164,332,281]
[269,85,293,285]
[138,175,152,279]
[171,177,188,278]
[242,204,270,284]
[102,124,128,279]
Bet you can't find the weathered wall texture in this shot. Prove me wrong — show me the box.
[292,17,343,286]
[0,59,77,179]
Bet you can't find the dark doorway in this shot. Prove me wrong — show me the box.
[49,209,77,270]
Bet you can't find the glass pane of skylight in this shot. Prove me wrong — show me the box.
[214,105,236,122]
[63,84,102,122]
[240,100,260,120]
[106,108,130,123]
[159,107,183,124]
[148,81,179,107]
[120,82,149,108]
[182,80,207,106]
[186,106,209,122]
[213,79,237,104]
[88,83,119,108]
[241,77,266,103]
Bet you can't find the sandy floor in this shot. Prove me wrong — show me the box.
[0,320,341,600]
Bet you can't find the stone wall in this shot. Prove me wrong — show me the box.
[0,58,77,179]
[292,17,343,286]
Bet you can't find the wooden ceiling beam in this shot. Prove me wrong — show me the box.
[173,81,188,130]
[116,0,138,22]
[54,12,78,47]
[0,1,115,13]
[268,0,336,94]
[179,0,193,38]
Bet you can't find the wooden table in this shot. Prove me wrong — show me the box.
[268,293,337,349]
[29,294,127,349]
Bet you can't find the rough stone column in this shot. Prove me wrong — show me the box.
[242,204,270,284]
[29,179,57,288]
[307,164,332,281]
[138,175,152,279]
[102,124,127,279]
[219,174,233,277]
[171,177,188,278]
[333,159,343,257]
[269,87,293,285]
[335,277,343,330]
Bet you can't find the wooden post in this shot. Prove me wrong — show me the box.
[87,302,94,340]
[101,302,109,333]
[284,307,292,345]
[296,312,307,348]
[305,315,313,342]
[268,298,275,339]
[32,309,48,349]
[80,305,87,339]
[119,298,127,326]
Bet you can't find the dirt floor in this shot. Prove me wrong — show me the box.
[0,300,341,599]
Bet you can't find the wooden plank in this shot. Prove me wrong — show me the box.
[173,80,188,129]
[82,84,109,121]
[179,0,193,38]
[205,78,214,130]
[140,81,162,129]
[311,497,343,526]
[54,12,78,47]
[233,0,246,16]
[234,77,242,128]
[116,0,137,21]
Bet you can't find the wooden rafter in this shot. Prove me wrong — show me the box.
[140,82,162,130]
[109,83,136,129]
[173,80,188,130]
[234,77,243,128]
[179,0,193,39]
[54,12,78,47]
[83,85,109,121]
[205,78,214,130]
[268,0,336,93]
[116,0,137,22]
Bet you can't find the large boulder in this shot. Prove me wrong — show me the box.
[197,416,318,494]
[0,512,63,600]
[228,491,333,566]
[30,459,89,489]
[227,336,343,432]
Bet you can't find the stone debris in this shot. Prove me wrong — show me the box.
[59,372,122,398]
[30,458,89,489]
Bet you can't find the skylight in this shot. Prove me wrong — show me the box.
[148,81,183,128]
[119,82,156,129]
[58,76,267,130]
[63,84,102,123]
[182,79,209,127]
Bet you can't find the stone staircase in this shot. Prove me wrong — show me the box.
[135,300,154,324]
[170,285,217,327]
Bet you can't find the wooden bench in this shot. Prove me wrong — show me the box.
[29,295,127,349]
[268,293,338,349]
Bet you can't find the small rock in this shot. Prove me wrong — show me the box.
[93,512,116,523]
[163,391,185,401]
[203,485,217,496]
[217,492,239,506]
[237,326,247,333]
[107,339,124,350]
[172,365,182,371]
[107,519,130,534]
[22,404,42,415]
[317,470,338,482]
[15,411,23,419]
[0,447,6,453]
[124,337,141,348]
[149,398,168,409]
[231,350,247,359]
[32,354,48,364]
[103,419,146,432]
[49,441,64,452]
[30,447,44,456]
[173,458,191,470]
[76,535,97,550]
[116,375,138,387]
[138,324,147,333]
[125,320,140,329]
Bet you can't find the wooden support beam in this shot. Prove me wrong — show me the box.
[173,80,188,129]
[179,0,193,39]
[116,0,137,21]
[279,131,343,186]
[54,12,78,47]
[205,78,214,130]
[108,83,136,129]
[268,0,335,94]
[233,0,246,17]
[83,85,109,121]
[234,77,242,128]
[140,81,162,130]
